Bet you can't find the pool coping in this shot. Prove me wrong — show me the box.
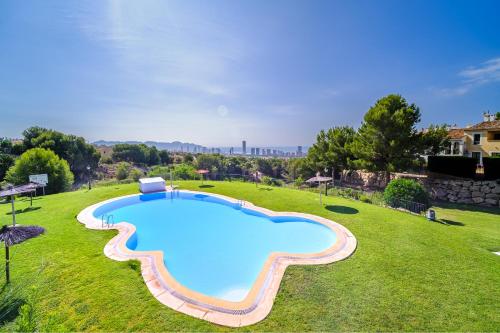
[77,189,357,327]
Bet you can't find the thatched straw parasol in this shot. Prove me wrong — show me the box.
[306,172,333,205]
[195,169,210,184]
[0,225,45,283]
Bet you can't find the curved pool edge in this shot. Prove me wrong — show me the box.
[76,189,357,327]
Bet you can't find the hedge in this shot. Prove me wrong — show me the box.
[427,156,477,178]
[483,157,500,180]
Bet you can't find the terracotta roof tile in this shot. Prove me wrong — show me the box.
[465,120,500,130]
[448,128,465,139]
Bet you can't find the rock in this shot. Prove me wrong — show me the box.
[463,181,472,186]
[485,198,498,205]
[492,186,500,194]
[457,198,473,204]
[485,193,500,199]
[447,194,457,201]
[451,185,461,192]
[481,186,491,194]
[472,191,483,198]
[471,186,480,191]
[458,191,471,198]
[472,197,484,204]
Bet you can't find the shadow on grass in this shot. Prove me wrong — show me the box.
[432,200,500,214]
[439,219,465,226]
[6,207,41,215]
[0,297,24,326]
[325,205,359,214]
[198,185,214,188]
[259,187,273,191]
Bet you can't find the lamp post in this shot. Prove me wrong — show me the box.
[86,165,91,190]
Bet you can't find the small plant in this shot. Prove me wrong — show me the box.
[115,162,130,180]
[261,176,282,186]
[294,176,304,187]
[15,303,36,332]
[359,194,371,203]
[384,178,429,206]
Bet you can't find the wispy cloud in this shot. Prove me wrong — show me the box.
[74,1,246,97]
[436,57,500,97]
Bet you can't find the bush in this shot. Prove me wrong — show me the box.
[129,168,143,181]
[261,176,283,187]
[359,194,372,203]
[384,178,429,206]
[5,148,74,194]
[483,157,500,180]
[294,176,304,187]
[171,163,197,180]
[427,156,477,178]
[115,162,130,180]
[148,166,170,179]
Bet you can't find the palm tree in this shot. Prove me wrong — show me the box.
[0,225,44,283]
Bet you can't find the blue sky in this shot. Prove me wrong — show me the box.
[0,0,499,146]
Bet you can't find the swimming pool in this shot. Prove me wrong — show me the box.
[78,190,356,326]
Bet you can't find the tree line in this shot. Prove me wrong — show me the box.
[1,94,451,193]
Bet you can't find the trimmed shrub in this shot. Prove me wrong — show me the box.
[483,157,500,180]
[384,178,429,207]
[5,148,74,194]
[427,156,477,178]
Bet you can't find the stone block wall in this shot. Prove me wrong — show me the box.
[340,170,500,208]
[426,178,500,207]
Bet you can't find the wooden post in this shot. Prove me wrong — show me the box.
[11,196,16,226]
[5,244,10,283]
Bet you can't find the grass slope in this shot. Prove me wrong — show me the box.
[0,181,498,331]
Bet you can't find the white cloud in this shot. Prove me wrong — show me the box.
[436,57,500,97]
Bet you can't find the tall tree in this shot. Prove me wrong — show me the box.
[351,94,422,181]
[21,127,100,180]
[307,126,356,176]
[421,124,451,156]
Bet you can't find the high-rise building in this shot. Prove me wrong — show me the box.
[256,148,260,155]
[242,140,247,155]
[229,147,234,155]
[251,148,256,156]
[297,146,303,156]
[266,148,271,156]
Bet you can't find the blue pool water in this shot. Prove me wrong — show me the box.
[94,192,336,301]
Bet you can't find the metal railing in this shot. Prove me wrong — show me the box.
[385,198,428,214]
[101,214,115,228]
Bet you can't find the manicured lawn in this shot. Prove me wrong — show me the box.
[0,181,498,331]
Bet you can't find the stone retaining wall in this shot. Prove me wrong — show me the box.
[426,178,500,207]
[340,170,500,208]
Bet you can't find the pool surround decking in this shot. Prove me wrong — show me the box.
[77,189,357,327]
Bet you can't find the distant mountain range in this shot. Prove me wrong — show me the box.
[93,140,205,152]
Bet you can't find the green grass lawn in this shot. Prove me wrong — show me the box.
[0,181,499,331]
